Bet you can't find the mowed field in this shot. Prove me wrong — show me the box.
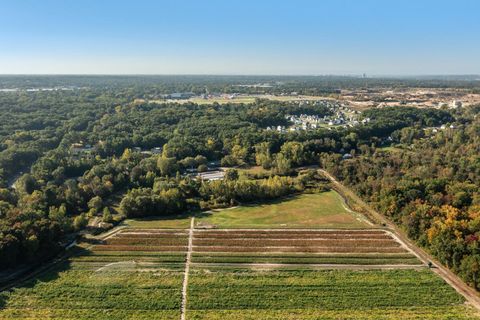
[1,191,479,319]
[196,192,370,228]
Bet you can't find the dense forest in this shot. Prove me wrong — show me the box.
[0,76,479,292]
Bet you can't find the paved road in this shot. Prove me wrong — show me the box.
[319,169,480,311]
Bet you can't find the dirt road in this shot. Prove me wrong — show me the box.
[180,217,195,320]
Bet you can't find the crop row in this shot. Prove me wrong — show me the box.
[70,261,185,272]
[84,251,186,257]
[105,237,188,246]
[0,308,181,320]
[192,245,407,253]
[192,239,400,247]
[121,228,188,233]
[194,234,392,240]
[72,255,186,263]
[193,232,389,240]
[193,229,387,236]
[92,245,187,252]
[191,255,420,265]
[116,233,189,238]
[191,252,415,258]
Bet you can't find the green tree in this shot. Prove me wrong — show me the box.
[88,196,103,213]
[102,207,113,223]
[157,156,178,176]
[255,142,273,169]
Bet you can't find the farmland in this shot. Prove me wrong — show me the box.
[187,268,477,319]
[0,229,189,319]
[190,229,420,266]
[1,192,479,319]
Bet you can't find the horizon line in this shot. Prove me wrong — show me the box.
[0,73,479,78]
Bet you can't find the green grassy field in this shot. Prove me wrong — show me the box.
[187,268,479,319]
[195,191,370,228]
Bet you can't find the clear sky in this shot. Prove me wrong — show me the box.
[0,0,479,75]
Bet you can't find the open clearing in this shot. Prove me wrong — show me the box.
[1,190,479,319]
[144,94,333,106]
[196,192,370,228]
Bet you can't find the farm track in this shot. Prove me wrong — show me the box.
[181,217,195,320]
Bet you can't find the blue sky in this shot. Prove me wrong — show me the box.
[0,0,479,75]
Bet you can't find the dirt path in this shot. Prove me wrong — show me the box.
[180,217,195,320]
[319,169,480,311]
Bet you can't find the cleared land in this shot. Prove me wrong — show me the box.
[145,94,333,106]
[1,191,479,319]
[196,192,369,228]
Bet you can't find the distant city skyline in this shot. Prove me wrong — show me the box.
[1,0,479,75]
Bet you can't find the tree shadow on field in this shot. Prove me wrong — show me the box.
[130,212,194,223]
[0,245,89,312]
[237,194,301,208]
[192,211,212,218]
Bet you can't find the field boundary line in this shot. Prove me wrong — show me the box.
[180,217,194,320]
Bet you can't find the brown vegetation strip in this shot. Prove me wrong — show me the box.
[116,233,189,238]
[193,233,392,239]
[194,230,386,236]
[192,246,408,253]
[105,238,188,246]
[194,236,393,241]
[120,229,189,233]
[91,245,188,252]
[192,239,400,247]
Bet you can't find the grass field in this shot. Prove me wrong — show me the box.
[196,192,370,228]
